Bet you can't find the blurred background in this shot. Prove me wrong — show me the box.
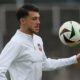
[0,0,80,80]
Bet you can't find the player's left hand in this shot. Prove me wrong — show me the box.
[76,53,80,63]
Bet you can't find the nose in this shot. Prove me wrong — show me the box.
[37,19,40,24]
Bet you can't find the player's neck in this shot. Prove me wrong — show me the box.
[19,27,33,36]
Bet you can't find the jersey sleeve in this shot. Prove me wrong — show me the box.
[41,39,78,71]
[0,41,22,80]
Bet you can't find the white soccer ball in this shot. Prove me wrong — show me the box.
[59,21,80,46]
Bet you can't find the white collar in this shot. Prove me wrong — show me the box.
[15,30,33,40]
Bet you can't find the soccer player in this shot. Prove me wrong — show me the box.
[0,3,80,80]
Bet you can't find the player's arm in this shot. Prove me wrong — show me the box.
[0,41,22,80]
[40,39,78,71]
[42,53,77,71]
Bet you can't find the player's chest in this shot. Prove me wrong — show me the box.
[18,41,43,62]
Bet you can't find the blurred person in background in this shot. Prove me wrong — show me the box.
[0,3,80,80]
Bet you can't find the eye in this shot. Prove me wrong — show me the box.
[32,17,37,20]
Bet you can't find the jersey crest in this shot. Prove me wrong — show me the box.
[37,44,42,51]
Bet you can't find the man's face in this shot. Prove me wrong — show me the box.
[21,11,40,35]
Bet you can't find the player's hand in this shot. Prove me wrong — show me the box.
[76,53,80,63]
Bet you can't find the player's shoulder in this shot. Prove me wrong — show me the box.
[33,34,43,43]
[9,34,23,46]
[33,34,42,39]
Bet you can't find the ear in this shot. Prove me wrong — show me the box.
[19,18,25,25]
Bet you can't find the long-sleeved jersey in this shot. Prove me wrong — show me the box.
[0,30,77,80]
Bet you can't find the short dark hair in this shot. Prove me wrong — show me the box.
[16,3,39,22]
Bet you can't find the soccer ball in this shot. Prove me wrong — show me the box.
[59,21,80,46]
